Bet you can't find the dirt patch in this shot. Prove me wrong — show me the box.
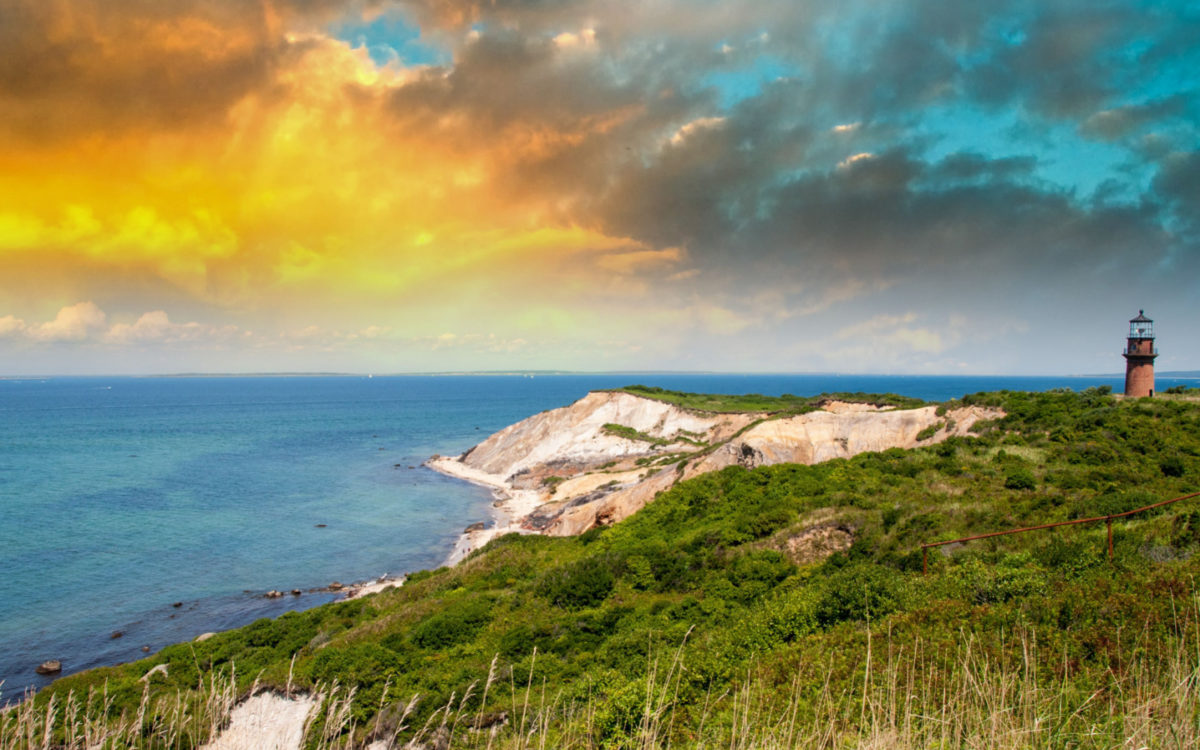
[784,524,854,564]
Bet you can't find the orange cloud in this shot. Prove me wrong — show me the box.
[0,1,668,334]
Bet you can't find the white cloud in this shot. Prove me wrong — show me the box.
[837,152,875,169]
[105,310,173,343]
[357,325,392,339]
[553,28,596,48]
[1,303,240,347]
[670,117,726,145]
[0,315,26,338]
[834,312,959,358]
[105,310,236,345]
[832,122,861,133]
[597,246,686,275]
[28,302,107,342]
[668,268,700,281]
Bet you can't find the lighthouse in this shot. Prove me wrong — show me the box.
[1123,310,1157,397]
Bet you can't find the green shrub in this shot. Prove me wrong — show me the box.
[622,555,655,590]
[538,556,616,609]
[410,599,492,649]
[954,557,1045,604]
[1004,468,1036,490]
[1069,490,1160,519]
[1160,456,1185,477]
[815,564,904,625]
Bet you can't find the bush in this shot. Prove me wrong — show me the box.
[1160,456,1185,477]
[410,599,492,649]
[622,555,655,590]
[539,556,616,609]
[1069,490,1160,520]
[1004,468,1036,490]
[954,557,1045,604]
[815,565,904,625]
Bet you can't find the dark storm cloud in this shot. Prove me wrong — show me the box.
[369,1,1199,320]
[1079,96,1191,141]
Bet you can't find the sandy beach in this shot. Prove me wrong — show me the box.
[427,455,542,565]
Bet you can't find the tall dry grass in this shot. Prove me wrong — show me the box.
[4,607,1200,749]
[0,668,240,750]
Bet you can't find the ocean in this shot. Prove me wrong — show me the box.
[1,372,1188,699]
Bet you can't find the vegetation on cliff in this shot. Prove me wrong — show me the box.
[612,385,926,415]
[7,388,1200,748]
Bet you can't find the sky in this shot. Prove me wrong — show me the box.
[0,0,1197,375]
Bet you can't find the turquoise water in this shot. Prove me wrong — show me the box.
[1,372,1179,699]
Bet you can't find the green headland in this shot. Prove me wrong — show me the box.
[8,386,1200,748]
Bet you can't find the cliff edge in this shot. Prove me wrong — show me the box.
[429,390,1003,539]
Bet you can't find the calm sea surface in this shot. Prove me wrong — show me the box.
[2,372,1191,699]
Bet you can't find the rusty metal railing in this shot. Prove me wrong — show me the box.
[921,490,1200,574]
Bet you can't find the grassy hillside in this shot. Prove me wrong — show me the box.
[7,388,1200,748]
[610,385,926,414]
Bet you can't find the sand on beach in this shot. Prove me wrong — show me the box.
[201,692,316,750]
[340,576,404,599]
[427,455,542,566]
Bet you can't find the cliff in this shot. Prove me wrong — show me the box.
[430,390,1003,537]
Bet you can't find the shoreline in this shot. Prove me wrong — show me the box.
[5,463,495,701]
[427,455,542,566]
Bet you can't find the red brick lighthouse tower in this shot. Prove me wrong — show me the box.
[1123,310,1157,397]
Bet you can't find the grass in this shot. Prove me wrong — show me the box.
[600,424,673,447]
[6,386,1200,748]
[0,668,241,750]
[610,385,926,415]
[7,607,1200,748]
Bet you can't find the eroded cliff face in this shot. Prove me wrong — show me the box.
[431,390,1002,537]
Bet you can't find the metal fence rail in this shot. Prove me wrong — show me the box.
[921,490,1200,574]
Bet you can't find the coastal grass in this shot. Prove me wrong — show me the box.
[600,423,674,447]
[0,668,241,750]
[6,607,1200,748]
[611,385,926,414]
[8,387,1200,748]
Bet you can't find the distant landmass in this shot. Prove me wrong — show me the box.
[1078,370,1200,379]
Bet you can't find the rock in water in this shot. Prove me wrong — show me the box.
[35,660,62,675]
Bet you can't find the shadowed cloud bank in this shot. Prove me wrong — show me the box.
[0,0,1196,374]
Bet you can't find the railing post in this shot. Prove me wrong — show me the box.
[922,547,928,575]
[1107,517,1113,560]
